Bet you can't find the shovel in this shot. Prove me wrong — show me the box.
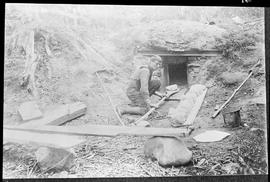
[134,85,180,126]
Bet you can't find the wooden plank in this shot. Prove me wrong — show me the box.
[18,101,43,121]
[183,88,208,126]
[164,64,169,86]
[142,53,220,57]
[138,49,222,56]
[21,102,87,127]
[3,129,85,148]
[4,124,191,137]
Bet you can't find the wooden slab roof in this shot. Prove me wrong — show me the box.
[137,48,222,57]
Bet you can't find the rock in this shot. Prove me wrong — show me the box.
[144,137,192,166]
[35,147,75,172]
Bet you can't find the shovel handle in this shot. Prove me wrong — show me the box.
[136,89,179,123]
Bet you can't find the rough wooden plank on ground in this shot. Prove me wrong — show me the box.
[18,101,43,121]
[184,88,207,126]
[3,129,85,148]
[21,102,87,126]
[4,124,192,137]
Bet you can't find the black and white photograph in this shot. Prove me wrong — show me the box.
[3,4,268,178]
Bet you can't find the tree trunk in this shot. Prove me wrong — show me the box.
[21,30,39,98]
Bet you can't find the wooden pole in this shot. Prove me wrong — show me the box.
[95,71,125,126]
[211,72,252,118]
[211,59,261,118]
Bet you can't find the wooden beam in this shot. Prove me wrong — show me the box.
[18,101,43,121]
[3,129,85,148]
[4,124,191,137]
[142,53,220,57]
[163,64,170,86]
[138,49,222,57]
[183,88,208,126]
[21,102,87,127]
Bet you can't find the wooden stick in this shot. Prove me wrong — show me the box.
[136,96,167,123]
[95,72,125,126]
[4,124,191,137]
[211,72,252,118]
[212,59,261,118]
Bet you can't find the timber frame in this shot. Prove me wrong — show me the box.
[137,47,222,91]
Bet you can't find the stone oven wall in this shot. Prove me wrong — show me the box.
[187,57,219,86]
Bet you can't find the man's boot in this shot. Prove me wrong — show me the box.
[116,105,146,116]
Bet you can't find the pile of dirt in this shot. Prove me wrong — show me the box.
[110,20,227,63]
[145,20,227,50]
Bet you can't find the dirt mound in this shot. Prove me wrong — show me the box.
[145,20,227,50]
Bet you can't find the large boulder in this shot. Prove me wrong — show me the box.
[144,137,192,167]
[35,147,75,172]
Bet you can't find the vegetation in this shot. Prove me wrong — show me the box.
[215,31,257,61]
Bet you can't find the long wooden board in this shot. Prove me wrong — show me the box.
[4,124,192,137]
[183,88,207,126]
[22,102,87,127]
[3,130,85,148]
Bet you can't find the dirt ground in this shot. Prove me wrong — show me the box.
[3,5,267,178]
[3,59,267,177]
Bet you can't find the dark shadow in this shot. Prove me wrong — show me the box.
[168,62,187,86]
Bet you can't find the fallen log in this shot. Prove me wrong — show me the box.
[4,124,192,137]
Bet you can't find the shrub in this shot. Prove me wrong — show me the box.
[215,31,256,61]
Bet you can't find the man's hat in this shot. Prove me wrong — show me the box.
[150,55,162,63]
